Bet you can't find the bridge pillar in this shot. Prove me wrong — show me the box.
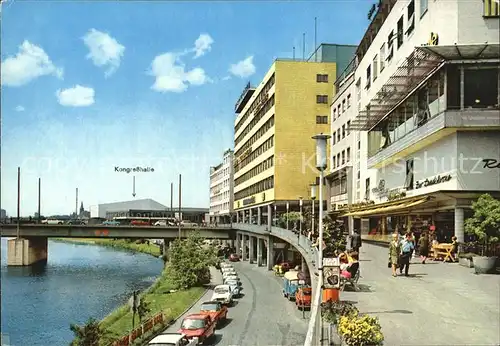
[257,237,263,266]
[267,236,274,270]
[249,236,255,264]
[236,233,242,257]
[267,205,272,231]
[257,207,261,225]
[7,237,48,266]
[242,234,248,261]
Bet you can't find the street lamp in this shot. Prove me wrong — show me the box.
[299,196,303,236]
[286,201,290,230]
[274,204,277,226]
[312,133,330,308]
[310,183,317,236]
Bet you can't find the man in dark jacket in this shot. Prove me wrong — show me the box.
[351,229,362,253]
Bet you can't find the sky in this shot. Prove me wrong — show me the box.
[1,0,369,217]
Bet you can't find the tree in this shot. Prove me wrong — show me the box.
[69,317,113,346]
[301,207,346,256]
[166,232,218,289]
[465,194,500,247]
[137,297,151,322]
[278,212,302,229]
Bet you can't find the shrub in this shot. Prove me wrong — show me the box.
[338,313,384,346]
[321,300,358,324]
[465,194,500,250]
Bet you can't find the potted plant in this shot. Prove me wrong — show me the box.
[337,313,384,346]
[321,300,359,345]
[465,194,500,274]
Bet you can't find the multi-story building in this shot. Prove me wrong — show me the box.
[233,44,357,224]
[209,149,234,223]
[336,0,500,242]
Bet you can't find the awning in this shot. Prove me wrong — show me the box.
[418,43,500,61]
[342,197,430,217]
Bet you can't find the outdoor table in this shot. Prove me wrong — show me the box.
[432,243,456,262]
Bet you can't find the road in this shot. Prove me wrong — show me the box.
[162,262,309,345]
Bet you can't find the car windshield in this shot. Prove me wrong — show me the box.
[201,303,219,311]
[301,290,312,295]
[181,318,205,330]
[214,287,229,294]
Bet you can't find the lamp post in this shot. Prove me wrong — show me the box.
[274,204,277,226]
[312,133,330,337]
[299,196,303,236]
[310,183,317,236]
[286,201,290,230]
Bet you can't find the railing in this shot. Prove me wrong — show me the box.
[304,278,323,346]
[111,311,170,346]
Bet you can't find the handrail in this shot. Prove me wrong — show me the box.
[304,278,322,346]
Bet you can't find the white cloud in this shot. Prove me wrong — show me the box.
[15,105,25,112]
[82,29,125,77]
[56,85,95,107]
[149,52,210,93]
[193,33,214,59]
[222,76,231,81]
[229,56,256,78]
[1,40,63,87]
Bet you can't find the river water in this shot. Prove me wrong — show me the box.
[1,238,164,346]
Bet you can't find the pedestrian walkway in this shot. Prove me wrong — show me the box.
[340,243,500,346]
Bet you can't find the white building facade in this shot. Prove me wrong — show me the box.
[209,149,234,223]
[338,0,500,242]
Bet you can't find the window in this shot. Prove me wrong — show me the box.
[342,124,346,138]
[347,94,351,108]
[317,95,328,104]
[366,65,372,89]
[337,153,340,167]
[337,131,340,142]
[347,147,351,162]
[406,0,415,36]
[332,156,336,168]
[342,100,346,112]
[342,150,345,165]
[421,0,428,17]
[463,67,499,108]
[333,108,337,120]
[316,115,328,124]
[338,104,341,114]
[317,74,329,82]
[357,170,360,179]
[372,55,378,81]
[347,120,351,135]
[405,159,414,190]
[380,44,386,71]
[332,131,336,144]
[387,31,394,61]
[358,140,361,150]
[365,178,370,200]
[397,16,404,49]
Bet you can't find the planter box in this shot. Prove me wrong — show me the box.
[459,257,474,268]
[473,256,498,274]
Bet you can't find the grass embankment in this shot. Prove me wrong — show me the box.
[100,272,206,343]
[51,238,162,257]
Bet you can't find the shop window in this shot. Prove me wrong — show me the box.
[464,67,499,108]
[405,159,414,190]
[484,0,500,17]
[317,95,328,104]
[397,16,404,49]
[406,0,415,36]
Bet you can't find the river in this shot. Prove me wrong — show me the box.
[1,238,164,346]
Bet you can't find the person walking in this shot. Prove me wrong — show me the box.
[389,233,401,277]
[418,232,430,264]
[400,233,415,276]
[351,229,362,253]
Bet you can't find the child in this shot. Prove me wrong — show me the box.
[451,236,458,261]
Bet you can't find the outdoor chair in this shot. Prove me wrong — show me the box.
[340,262,360,292]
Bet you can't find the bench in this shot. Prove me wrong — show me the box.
[340,262,360,291]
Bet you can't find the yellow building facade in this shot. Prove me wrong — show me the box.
[232,44,357,222]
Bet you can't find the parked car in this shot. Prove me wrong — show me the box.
[199,301,228,327]
[181,221,199,227]
[41,219,65,225]
[283,270,300,300]
[102,220,120,226]
[130,220,150,226]
[224,279,242,297]
[295,286,312,310]
[222,273,240,282]
[210,285,233,306]
[178,313,216,344]
[221,267,236,274]
[229,253,240,262]
[148,333,198,346]
[220,263,233,269]
[66,219,87,225]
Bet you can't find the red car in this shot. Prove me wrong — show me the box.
[199,301,228,327]
[130,220,150,226]
[229,253,240,262]
[178,313,216,344]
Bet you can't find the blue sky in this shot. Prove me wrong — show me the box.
[1,1,368,216]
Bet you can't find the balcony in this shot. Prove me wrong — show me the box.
[235,82,256,114]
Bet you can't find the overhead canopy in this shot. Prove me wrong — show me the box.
[418,43,500,61]
[342,197,430,217]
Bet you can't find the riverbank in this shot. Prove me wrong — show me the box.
[51,238,162,257]
[55,238,206,345]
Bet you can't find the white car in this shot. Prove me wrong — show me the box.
[223,272,239,280]
[220,263,233,269]
[148,333,198,345]
[221,268,236,275]
[41,219,65,225]
[225,279,242,297]
[211,285,233,306]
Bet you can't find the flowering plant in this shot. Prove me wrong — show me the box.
[337,313,384,346]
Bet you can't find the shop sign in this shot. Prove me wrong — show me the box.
[428,32,438,46]
[388,188,406,201]
[482,159,500,169]
[372,179,389,197]
[243,196,255,206]
[334,203,349,211]
[415,174,452,189]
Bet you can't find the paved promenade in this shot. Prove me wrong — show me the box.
[341,243,500,346]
